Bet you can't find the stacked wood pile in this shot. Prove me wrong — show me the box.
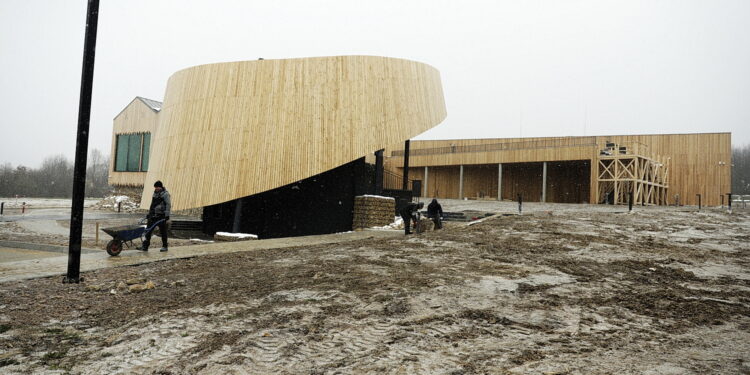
[353,195,395,229]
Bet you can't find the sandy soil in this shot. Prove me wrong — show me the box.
[0,205,749,374]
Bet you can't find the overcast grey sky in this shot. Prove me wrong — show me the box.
[1,0,748,167]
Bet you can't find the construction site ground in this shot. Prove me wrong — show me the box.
[0,199,749,374]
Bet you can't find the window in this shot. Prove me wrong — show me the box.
[114,133,151,172]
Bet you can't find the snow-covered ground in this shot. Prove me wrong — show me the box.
[0,197,98,209]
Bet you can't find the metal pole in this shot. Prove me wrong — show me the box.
[628,189,633,212]
[541,162,547,203]
[374,149,384,194]
[728,193,732,212]
[232,198,243,232]
[0,202,3,215]
[402,140,410,191]
[65,0,99,284]
[518,193,522,214]
[697,194,701,210]
[721,194,724,208]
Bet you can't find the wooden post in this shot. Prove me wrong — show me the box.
[458,165,464,199]
[497,163,502,201]
[542,162,547,203]
[95,222,99,246]
[591,157,599,205]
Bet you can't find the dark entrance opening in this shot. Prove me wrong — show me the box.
[202,158,371,239]
[546,160,590,203]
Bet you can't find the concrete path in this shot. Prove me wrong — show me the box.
[0,247,64,263]
[0,229,403,283]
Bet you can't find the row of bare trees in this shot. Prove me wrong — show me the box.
[733,144,750,195]
[0,149,111,198]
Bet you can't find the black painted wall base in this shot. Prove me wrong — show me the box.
[202,158,371,239]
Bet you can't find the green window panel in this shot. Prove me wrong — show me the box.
[115,135,129,172]
[127,134,142,172]
[141,133,151,171]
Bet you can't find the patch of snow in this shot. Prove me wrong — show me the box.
[215,232,258,239]
[361,195,395,200]
[370,216,403,230]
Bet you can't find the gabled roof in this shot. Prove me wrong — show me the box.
[137,96,162,112]
[114,96,163,119]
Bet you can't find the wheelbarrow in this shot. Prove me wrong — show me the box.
[102,217,166,256]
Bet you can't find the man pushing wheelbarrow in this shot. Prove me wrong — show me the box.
[102,181,171,256]
[139,180,171,252]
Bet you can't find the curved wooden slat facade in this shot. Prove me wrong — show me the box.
[141,56,447,210]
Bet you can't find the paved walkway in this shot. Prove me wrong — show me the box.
[0,229,403,283]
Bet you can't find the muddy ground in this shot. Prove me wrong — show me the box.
[1,206,749,374]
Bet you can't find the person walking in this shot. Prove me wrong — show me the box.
[140,180,171,252]
[399,201,423,235]
[427,198,443,229]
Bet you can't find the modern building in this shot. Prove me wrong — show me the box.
[385,133,732,206]
[109,56,447,237]
[109,56,732,240]
[108,96,161,192]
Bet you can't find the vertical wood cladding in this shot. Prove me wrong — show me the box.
[463,165,498,199]
[109,98,159,187]
[142,56,447,211]
[388,133,730,206]
[500,163,543,202]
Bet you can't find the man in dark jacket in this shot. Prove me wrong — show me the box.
[427,198,443,229]
[140,180,171,252]
[399,201,423,235]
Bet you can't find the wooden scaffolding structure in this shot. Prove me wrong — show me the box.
[597,142,669,205]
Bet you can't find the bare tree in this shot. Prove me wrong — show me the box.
[0,150,111,198]
[733,144,750,195]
